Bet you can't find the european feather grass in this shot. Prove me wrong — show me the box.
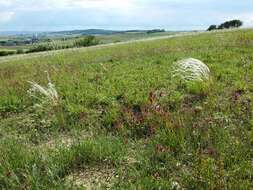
[27,72,59,106]
[27,72,66,128]
[172,58,211,81]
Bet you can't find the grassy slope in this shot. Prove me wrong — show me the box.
[0,31,176,53]
[0,29,253,189]
[97,31,177,43]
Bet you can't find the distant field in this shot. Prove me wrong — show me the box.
[0,46,27,50]
[0,29,253,189]
[0,31,177,56]
[97,31,177,43]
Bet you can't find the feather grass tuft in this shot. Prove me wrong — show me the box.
[172,58,210,81]
[27,72,66,128]
[27,71,59,106]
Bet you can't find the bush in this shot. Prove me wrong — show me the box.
[207,25,217,31]
[0,50,16,56]
[74,36,99,47]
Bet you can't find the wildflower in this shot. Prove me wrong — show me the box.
[172,58,210,81]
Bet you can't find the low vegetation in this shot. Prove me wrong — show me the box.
[0,36,100,56]
[147,29,166,34]
[0,49,16,56]
[26,36,100,54]
[0,29,253,189]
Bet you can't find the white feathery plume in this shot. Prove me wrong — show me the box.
[27,71,59,106]
[172,58,210,81]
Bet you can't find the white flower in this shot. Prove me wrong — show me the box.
[172,58,210,81]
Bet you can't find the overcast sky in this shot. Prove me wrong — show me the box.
[0,0,253,31]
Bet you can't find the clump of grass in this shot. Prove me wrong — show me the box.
[172,58,211,81]
[27,72,66,129]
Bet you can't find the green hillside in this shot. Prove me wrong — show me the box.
[0,31,175,56]
[0,29,253,189]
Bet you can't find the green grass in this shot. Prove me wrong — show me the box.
[0,32,176,56]
[0,32,178,52]
[0,29,253,189]
[97,31,177,43]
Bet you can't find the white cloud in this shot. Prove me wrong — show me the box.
[217,12,253,27]
[61,0,135,9]
[1,0,253,30]
[238,14,253,26]
[0,0,13,6]
[0,0,136,11]
[0,12,15,23]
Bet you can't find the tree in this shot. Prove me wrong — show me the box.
[207,25,217,31]
[218,20,243,29]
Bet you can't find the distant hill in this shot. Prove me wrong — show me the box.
[0,31,38,36]
[50,29,123,36]
[0,29,168,37]
[0,29,121,37]
[49,29,166,36]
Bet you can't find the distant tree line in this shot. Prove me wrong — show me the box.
[147,29,166,34]
[0,49,16,56]
[0,39,31,46]
[207,20,243,31]
[0,36,100,56]
[27,35,99,53]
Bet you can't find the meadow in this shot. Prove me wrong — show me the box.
[96,31,177,44]
[0,29,253,189]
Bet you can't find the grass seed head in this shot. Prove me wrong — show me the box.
[27,71,59,106]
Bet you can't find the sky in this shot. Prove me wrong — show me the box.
[0,0,253,31]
